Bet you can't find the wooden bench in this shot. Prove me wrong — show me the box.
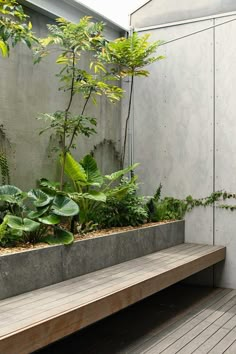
[0,243,225,354]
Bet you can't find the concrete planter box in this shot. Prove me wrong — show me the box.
[0,220,184,300]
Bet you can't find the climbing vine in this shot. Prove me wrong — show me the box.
[147,185,236,222]
[0,126,10,185]
[0,152,10,184]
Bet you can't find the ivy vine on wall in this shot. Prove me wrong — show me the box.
[0,126,10,184]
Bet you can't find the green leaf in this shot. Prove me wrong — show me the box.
[0,185,22,196]
[7,216,40,232]
[28,189,53,207]
[38,214,61,225]
[83,190,106,202]
[44,228,74,245]
[27,205,49,219]
[63,153,87,183]
[71,191,106,203]
[79,154,103,186]
[0,185,23,203]
[106,185,132,200]
[0,40,8,57]
[52,195,79,216]
[105,163,139,181]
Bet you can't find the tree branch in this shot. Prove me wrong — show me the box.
[122,75,134,168]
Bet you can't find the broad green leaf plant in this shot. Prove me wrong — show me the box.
[64,153,139,231]
[0,0,37,56]
[0,184,79,245]
[41,153,139,232]
[34,17,123,190]
[99,32,165,166]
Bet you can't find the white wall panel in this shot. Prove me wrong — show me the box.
[214,15,236,288]
[131,12,236,288]
[133,21,214,246]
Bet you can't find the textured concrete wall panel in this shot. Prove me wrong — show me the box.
[214,15,236,288]
[132,22,214,245]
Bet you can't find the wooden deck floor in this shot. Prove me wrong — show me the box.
[37,286,236,354]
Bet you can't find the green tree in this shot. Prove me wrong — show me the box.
[0,0,37,56]
[100,32,164,166]
[34,17,123,190]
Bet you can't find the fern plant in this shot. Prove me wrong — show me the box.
[147,184,188,222]
[94,177,148,228]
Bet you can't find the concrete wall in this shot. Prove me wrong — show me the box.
[131,0,236,28]
[0,6,123,190]
[130,12,236,288]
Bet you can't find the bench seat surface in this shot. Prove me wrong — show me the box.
[0,243,225,354]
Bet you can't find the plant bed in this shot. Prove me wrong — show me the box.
[0,220,184,300]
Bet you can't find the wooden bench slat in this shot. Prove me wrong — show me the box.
[0,245,210,323]
[0,243,205,318]
[0,243,226,354]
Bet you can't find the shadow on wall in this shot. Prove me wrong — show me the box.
[90,139,122,175]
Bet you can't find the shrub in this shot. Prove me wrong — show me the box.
[94,178,148,228]
[147,184,188,222]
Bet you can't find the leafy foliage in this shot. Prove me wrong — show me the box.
[147,188,188,222]
[34,17,123,189]
[0,0,37,57]
[99,32,164,165]
[100,32,164,78]
[147,185,236,222]
[0,184,79,246]
[44,152,140,232]
[94,177,148,228]
[0,215,23,246]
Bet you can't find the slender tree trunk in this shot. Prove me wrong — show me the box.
[67,89,92,151]
[60,52,76,190]
[122,75,134,168]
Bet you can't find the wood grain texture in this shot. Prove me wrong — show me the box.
[0,243,226,354]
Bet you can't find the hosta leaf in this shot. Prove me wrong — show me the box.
[27,205,49,219]
[39,179,59,194]
[44,228,74,245]
[7,216,40,232]
[52,195,79,216]
[105,163,139,181]
[79,154,103,186]
[0,185,23,203]
[63,153,87,183]
[28,189,53,207]
[38,214,61,225]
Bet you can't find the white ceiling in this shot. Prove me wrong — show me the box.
[75,0,149,28]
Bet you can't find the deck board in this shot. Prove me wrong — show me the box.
[0,243,225,354]
[0,244,208,324]
[0,243,197,309]
[139,292,236,353]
